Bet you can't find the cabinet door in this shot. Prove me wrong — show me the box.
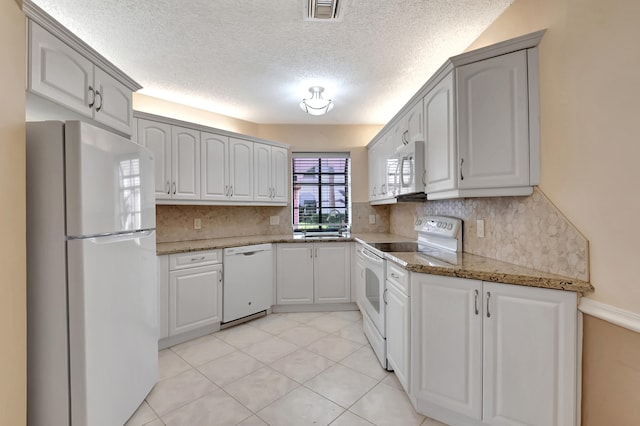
[29,22,93,118]
[276,244,314,304]
[380,133,396,198]
[368,142,379,201]
[201,132,229,200]
[424,72,457,194]
[314,243,350,303]
[406,99,424,144]
[482,282,577,426]
[138,119,172,199]
[411,274,483,420]
[271,146,288,202]
[169,264,222,335]
[253,144,272,202]
[157,255,169,340]
[386,281,410,394]
[457,50,530,189]
[172,126,201,200]
[354,247,366,309]
[93,67,133,135]
[229,138,254,201]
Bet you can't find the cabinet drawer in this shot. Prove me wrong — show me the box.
[386,261,409,294]
[169,249,222,270]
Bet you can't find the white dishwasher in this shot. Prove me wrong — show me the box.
[223,244,273,323]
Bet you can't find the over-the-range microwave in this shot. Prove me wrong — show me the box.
[393,140,426,198]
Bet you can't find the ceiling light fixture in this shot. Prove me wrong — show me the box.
[299,86,334,116]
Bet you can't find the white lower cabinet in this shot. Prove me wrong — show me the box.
[411,273,578,426]
[276,243,351,305]
[169,264,222,335]
[385,261,411,394]
[157,250,223,347]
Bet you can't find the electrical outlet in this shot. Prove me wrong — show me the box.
[270,215,280,226]
[476,219,485,238]
[369,214,376,225]
[194,218,202,230]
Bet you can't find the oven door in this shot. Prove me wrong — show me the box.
[360,247,386,337]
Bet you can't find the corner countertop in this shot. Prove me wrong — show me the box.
[156,233,594,295]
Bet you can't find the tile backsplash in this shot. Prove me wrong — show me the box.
[156,205,293,242]
[156,201,389,243]
[389,188,589,281]
[156,188,588,281]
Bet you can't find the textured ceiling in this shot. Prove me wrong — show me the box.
[32,0,513,125]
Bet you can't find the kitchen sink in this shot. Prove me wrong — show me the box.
[293,231,350,240]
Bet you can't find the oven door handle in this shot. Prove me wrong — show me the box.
[361,248,384,264]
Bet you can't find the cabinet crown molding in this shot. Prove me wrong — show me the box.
[22,0,142,91]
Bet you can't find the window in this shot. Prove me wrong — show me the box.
[292,153,350,231]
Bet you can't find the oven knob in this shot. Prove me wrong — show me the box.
[447,223,453,230]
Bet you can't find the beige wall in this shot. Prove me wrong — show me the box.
[1,1,26,424]
[134,93,260,136]
[466,0,640,423]
[257,124,382,203]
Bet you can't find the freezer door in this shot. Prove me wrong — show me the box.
[65,121,156,237]
[67,230,158,426]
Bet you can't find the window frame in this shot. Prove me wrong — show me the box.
[291,152,351,232]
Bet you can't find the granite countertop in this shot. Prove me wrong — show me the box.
[157,233,594,295]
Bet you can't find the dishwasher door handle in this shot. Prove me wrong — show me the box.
[242,251,258,256]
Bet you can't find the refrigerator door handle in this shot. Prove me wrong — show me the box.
[81,230,155,244]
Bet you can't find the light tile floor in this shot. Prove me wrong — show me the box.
[125,311,448,426]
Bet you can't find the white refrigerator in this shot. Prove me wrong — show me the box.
[26,121,158,426]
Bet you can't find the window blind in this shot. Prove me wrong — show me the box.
[292,153,351,231]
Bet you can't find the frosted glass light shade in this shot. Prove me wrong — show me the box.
[299,86,334,115]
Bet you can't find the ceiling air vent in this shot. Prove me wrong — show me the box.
[304,0,344,21]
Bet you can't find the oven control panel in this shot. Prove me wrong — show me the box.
[414,216,462,238]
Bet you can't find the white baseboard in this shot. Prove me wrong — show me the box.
[578,298,640,333]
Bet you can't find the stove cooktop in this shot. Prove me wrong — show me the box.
[367,241,461,266]
[367,242,420,252]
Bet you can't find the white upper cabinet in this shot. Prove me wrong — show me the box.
[201,132,230,201]
[138,119,172,198]
[424,73,456,194]
[271,146,288,203]
[28,21,137,135]
[456,50,530,190]
[29,22,93,117]
[254,144,288,203]
[229,138,254,201]
[136,115,288,205]
[93,67,134,136]
[171,126,201,200]
[138,120,200,200]
[369,31,544,201]
[368,130,397,204]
